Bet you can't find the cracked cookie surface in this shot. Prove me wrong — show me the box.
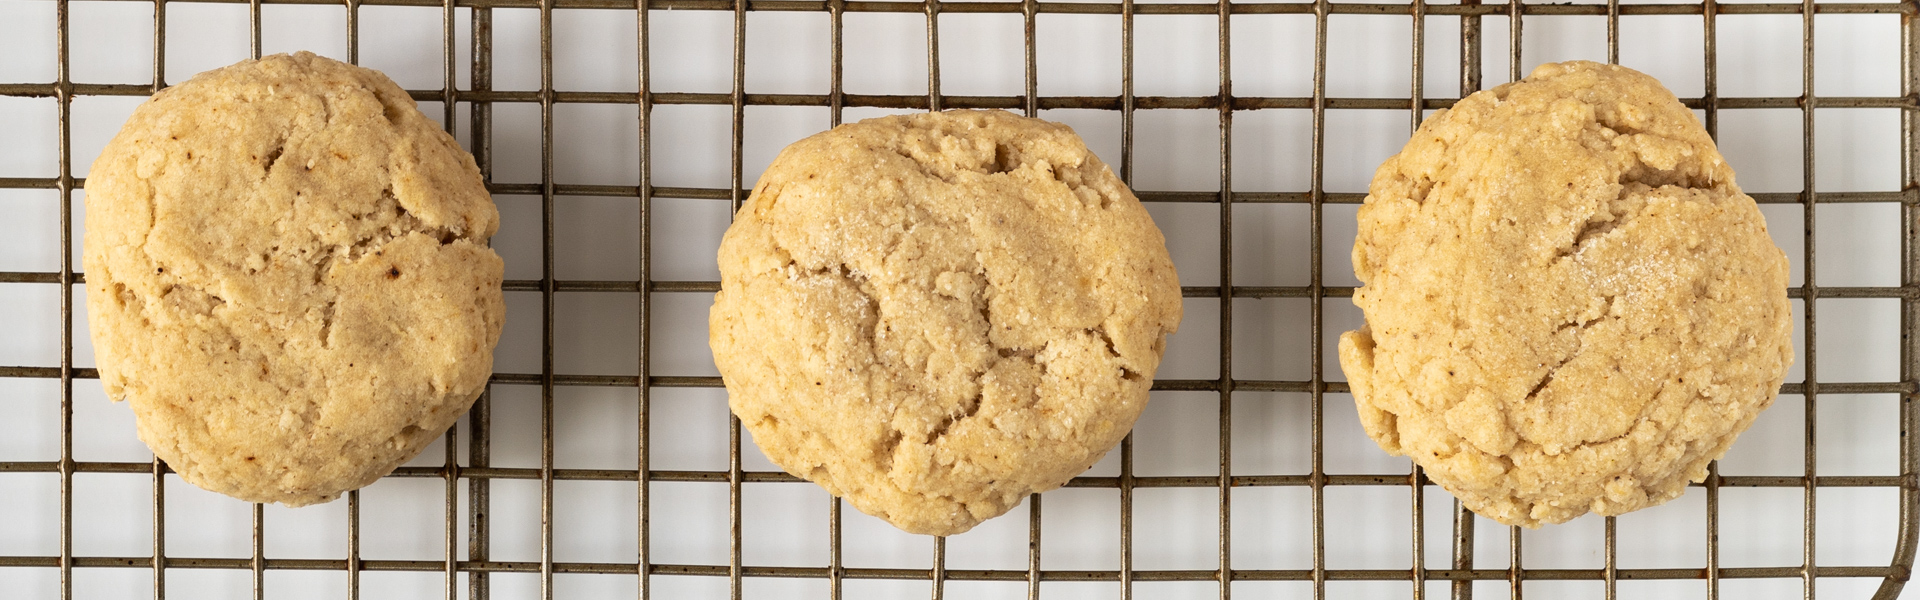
[710,110,1182,536]
[84,52,504,506]
[1338,61,1793,527]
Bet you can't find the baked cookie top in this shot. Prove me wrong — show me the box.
[1338,61,1793,527]
[710,110,1182,536]
[84,52,504,506]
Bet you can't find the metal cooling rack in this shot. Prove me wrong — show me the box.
[0,0,1915,599]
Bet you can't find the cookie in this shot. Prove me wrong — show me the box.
[1337,61,1793,527]
[84,52,504,506]
[709,110,1183,536]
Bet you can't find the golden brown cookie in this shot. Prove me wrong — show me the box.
[84,52,504,506]
[1338,61,1793,527]
[710,110,1182,535]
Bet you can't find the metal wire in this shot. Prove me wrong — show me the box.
[467,6,498,600]
[0,1,1916,599]
[1218,0,1239,597]
[537,1,560,598]
[634,0,658,599]
[1800,4,1822,600]
[1449,12,1480,597]
[1698,3,1723,599]
[144,8,168,599]
[53,4,74,600]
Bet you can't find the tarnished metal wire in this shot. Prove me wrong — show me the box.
[0,1,1915,599]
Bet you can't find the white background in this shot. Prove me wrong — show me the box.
[0,0,1912,598]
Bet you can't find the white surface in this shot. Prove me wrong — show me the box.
[0,1,1911,599]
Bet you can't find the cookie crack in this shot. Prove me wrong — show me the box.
[1592,119,1644,140]
[991,143,1018,175]
[1617,163,1711,197]
[927,390,984,445]
[886,147,960,185]
[771,236,880,344]
[338,187,462,262]
[882,136,1048,185]
[1570,214,1618,253]
[1523,361,1564,403]
[314,254,339,349]
[1556,203,1629,263]
[1524,296,1619,403]
[1555,127,1725,264]
[261,141,287,177]
[876,429,903,473]
[1531,380,1672,466]
[158,279,229,316]
[294,187,462,351]
[1554,175,1653,263]
[1085,325,1141,381]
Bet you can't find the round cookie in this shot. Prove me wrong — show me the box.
[1337,61,1793,527]
[710,110,1182,536]
[84,52,504,506]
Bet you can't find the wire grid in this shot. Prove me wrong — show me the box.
[0,0,1915,598]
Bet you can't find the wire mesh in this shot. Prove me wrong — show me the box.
[0,0,1915,599]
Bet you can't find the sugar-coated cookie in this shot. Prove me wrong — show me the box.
[711,110,1182,535]
[85,52,504,506]
[1339,61,1793,527]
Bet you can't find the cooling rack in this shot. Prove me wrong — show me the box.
[0,0,1915,598]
